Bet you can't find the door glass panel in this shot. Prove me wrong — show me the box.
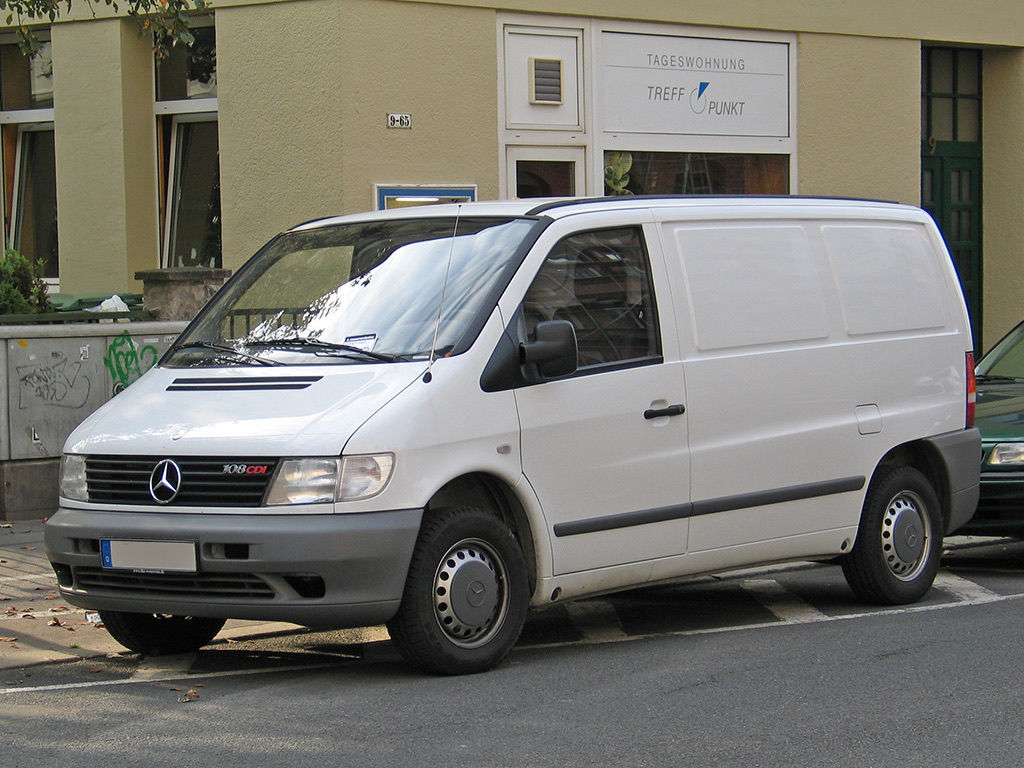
[522,227,659,369]
[14,129,58,278]
[516,160,575,197]
[921,168,934,206]
[167,120,221,268]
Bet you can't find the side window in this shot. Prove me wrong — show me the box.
[522,226,660,369]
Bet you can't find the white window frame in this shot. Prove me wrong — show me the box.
[498,14,799,197]
[160,109,218,268]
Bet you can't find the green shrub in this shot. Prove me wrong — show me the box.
[0,249,53,315]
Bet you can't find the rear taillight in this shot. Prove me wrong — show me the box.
[966,352,976,428]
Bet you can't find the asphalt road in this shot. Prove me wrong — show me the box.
[2,538,1024,768]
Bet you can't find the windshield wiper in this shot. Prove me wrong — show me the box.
[246,338,408,363]
[172,341,284,367]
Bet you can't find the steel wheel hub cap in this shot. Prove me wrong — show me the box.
[881,491,929,580]
[433,539,507,647]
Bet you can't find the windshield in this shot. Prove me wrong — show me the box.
[166,216,537,367]
[977,322,1024,381]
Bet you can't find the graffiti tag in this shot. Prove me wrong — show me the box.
[17,356,92,409]
[103,331,159,395]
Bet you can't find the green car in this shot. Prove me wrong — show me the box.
[969,320,1024,535]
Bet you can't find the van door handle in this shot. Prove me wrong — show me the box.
[644,404,686,420]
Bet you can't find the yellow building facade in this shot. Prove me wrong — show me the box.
[2,0,1023,348]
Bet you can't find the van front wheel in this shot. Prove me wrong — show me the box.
[842,466,942,605]
[387,506,529,675]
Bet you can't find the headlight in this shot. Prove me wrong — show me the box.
[60,454,88,501]
[987,443,1024,466]
[339,454,394,500]
[265,454,394,505]
[265,458,341,505]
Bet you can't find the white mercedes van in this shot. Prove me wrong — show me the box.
[45,196,980,674]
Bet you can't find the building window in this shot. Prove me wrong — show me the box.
[155,22,220,268]
[0,37,57,282]
[604,151,789,196]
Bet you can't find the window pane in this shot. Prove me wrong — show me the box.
[14,129,57,278]
[604,151,788,196]
[931,97,954,141]
[957,98,979,142]
[156,26,216,100]
[958,50,980,95]
[167,121,221,268]
[0,41,53,110]
[516,160,574,197]
[523,227,659,368]
[930,48,954,93]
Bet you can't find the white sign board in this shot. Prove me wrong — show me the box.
[601,31,790,137]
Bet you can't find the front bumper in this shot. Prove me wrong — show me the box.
[44,506,423,628]
[959,471,1024,535]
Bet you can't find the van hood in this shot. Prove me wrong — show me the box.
[64,363,428,457]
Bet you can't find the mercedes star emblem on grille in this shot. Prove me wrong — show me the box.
[149,459,182,504]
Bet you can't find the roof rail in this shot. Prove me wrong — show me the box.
[524,193,899,216]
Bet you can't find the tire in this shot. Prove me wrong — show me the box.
[842,466,943,605]
[387,506,529,675]
[100,611,226,655]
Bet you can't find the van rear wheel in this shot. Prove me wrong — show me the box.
[387,506,529,675]
[842,466,942,605]
[100,611,226,655]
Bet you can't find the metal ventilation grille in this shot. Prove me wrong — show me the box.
[85,456,278,507]
[73,567,275,600]
[167,376,322,392]
[529,57,563,105]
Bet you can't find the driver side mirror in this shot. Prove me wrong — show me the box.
[520,320,578,379]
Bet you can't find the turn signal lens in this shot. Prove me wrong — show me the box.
[339,454,395,500]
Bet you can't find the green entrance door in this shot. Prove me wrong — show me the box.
[921,47,982,343]
[921,153,981,337]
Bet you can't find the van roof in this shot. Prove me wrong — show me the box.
[290,195,916,231]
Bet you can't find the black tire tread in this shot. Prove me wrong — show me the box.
[387,506,528,675]
[842,466,942,606]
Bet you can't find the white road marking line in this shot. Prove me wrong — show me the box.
[932,571,1002,603]
[1,662,341,695]
[0,573,54,585]
[741,578,830,623]
[564,599,629,642]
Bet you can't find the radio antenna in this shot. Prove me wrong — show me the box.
[424,206,461,383]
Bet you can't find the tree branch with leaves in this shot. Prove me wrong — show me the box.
[0,0,210,59]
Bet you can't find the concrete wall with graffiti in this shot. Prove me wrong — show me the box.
[1,322,187,461]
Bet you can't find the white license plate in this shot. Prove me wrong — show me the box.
[100,539,197,573]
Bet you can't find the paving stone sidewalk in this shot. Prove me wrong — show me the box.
[0,519,304,670]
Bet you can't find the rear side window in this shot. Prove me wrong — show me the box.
[521,227,660,369]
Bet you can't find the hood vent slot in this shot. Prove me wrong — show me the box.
[167,376,322,392]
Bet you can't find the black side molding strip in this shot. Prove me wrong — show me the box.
[552,475,865,538]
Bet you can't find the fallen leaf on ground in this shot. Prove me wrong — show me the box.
[177,689,201,703]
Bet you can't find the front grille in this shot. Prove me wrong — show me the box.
[86,456,277,507]
[74,567,275,600]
